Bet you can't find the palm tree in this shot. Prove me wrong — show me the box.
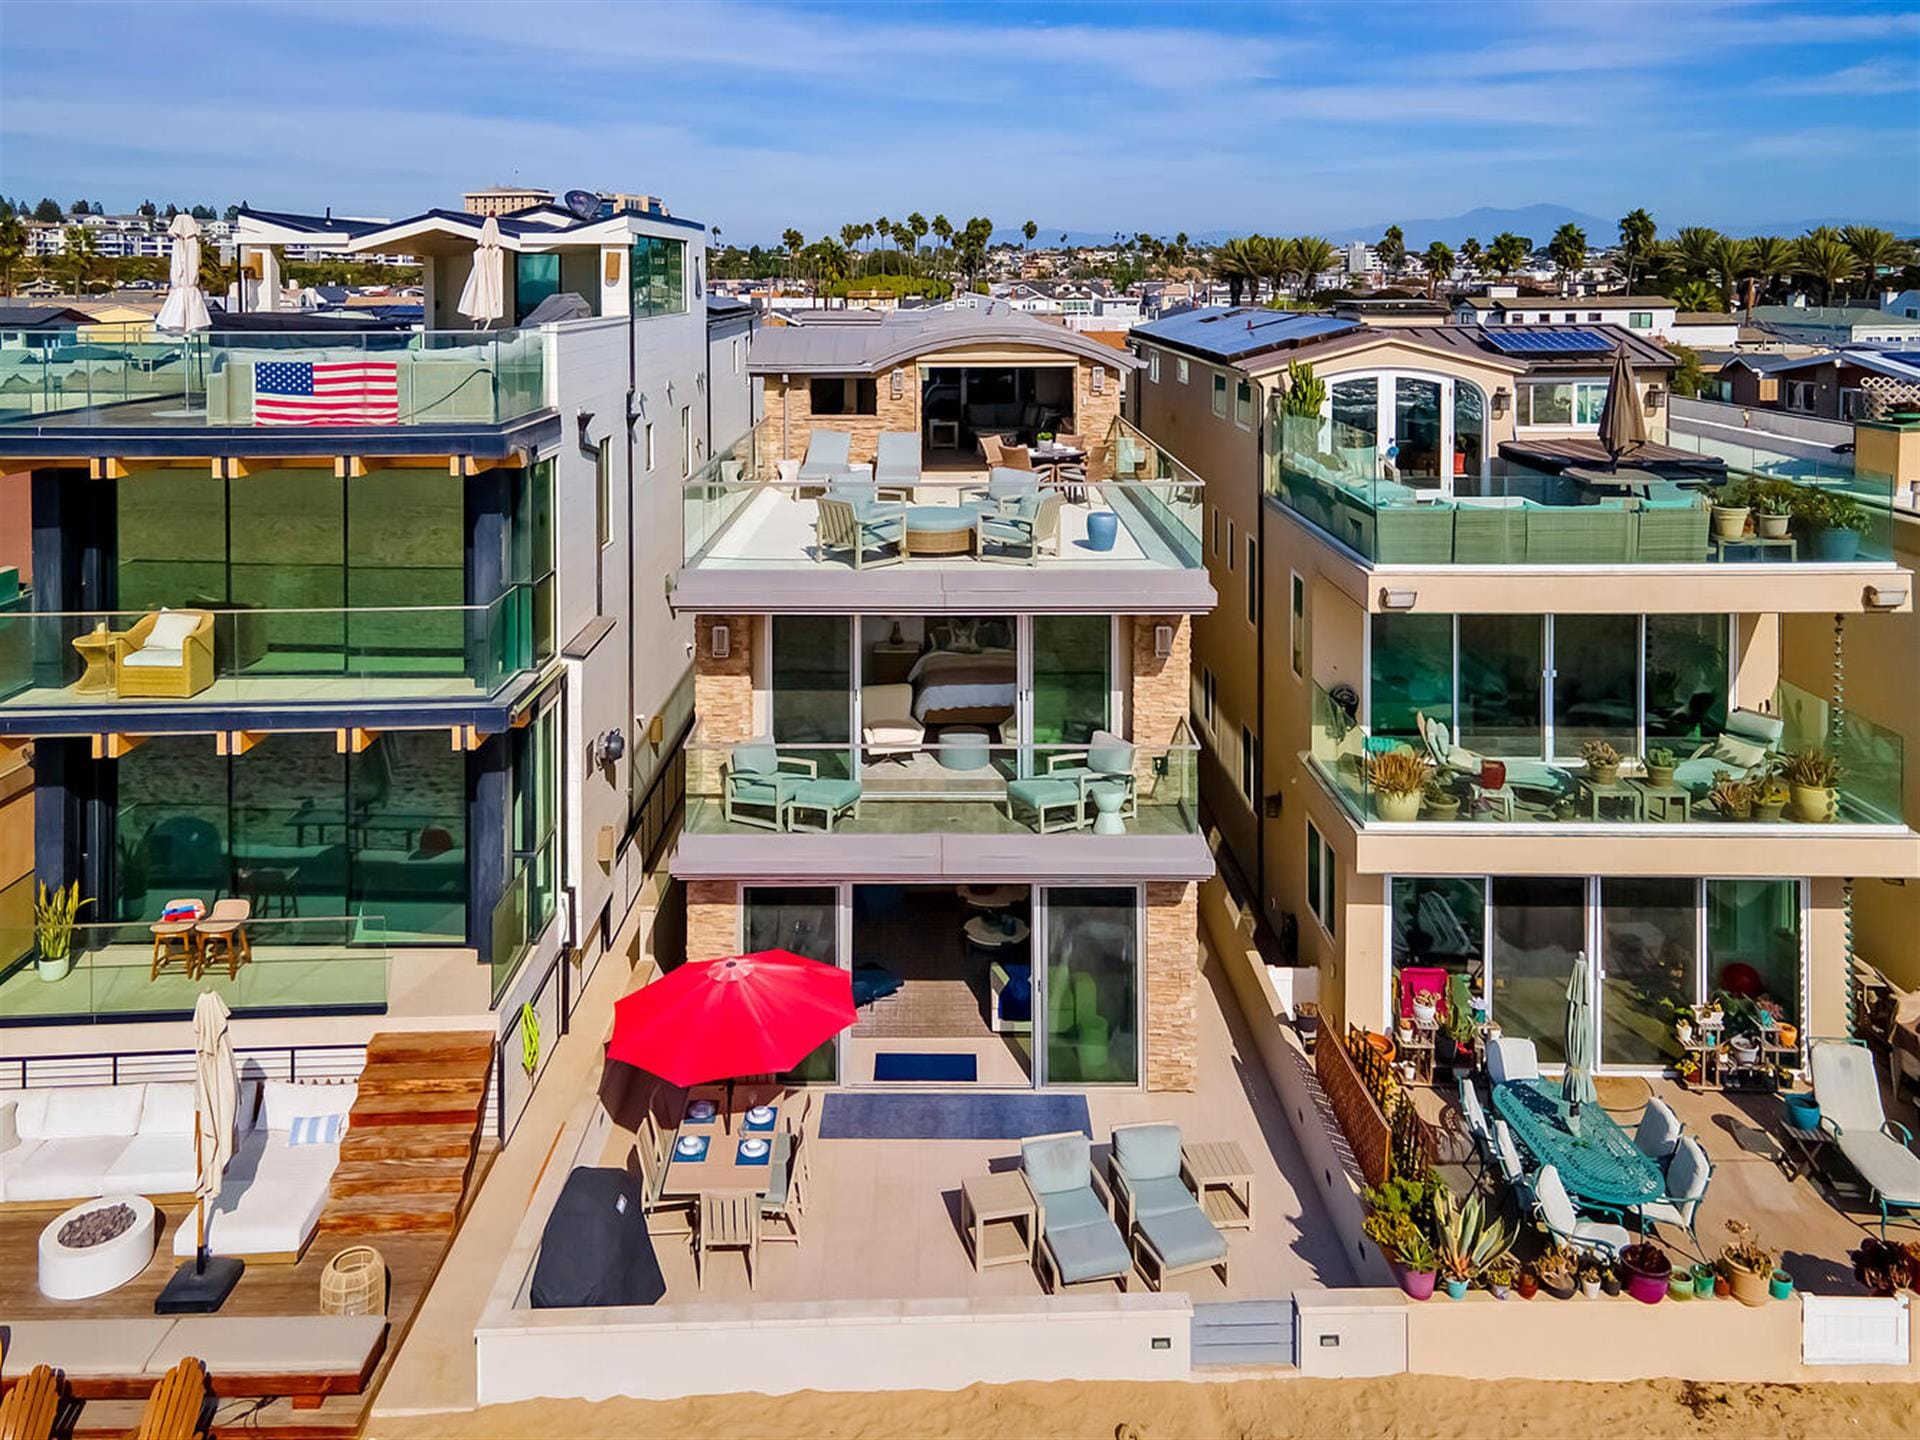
[1422,240,1455,300]
[1667,278,1722,313]
[1616,208,1657,290]
[931,214,953,275]
[1841,226,1909,301]
[1795,232,1858,305]
[60,225,99,295]
[1378,224,1405,275]
[1671,226,1722,282]
[1458,236,1482,285]
[839,223,863,276]
[1547,224,1587,292]
[1253,235,1296,299]
[781,227,804,282]
[1294,237,1336,298]
[907,212,927,275]
[1210,237,1260,306]
[1022,220,1037,254]
[1744,235,1794,311]
[1486,232,1530,279]
[0,213,24,296]
[1706,234,1753,311]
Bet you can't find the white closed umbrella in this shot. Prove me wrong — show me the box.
[458,215,506,329]
[155,213,211,334]
[157,988,246,1310]
[1562,951,1598,1134]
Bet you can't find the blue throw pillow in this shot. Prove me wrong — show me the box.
[288,1113,345,1146]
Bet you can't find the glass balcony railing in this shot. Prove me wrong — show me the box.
[490,834,557,1003]
[1309,680,1903,828]
[682,421,1204,572]
[0,587,534,710]
[683,738,1200,837]
[0,327,547,429]
[0,914,389,1024]
[1268,413,1895,566]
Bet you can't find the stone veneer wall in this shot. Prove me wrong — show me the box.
[686,880,737,963]
[1128,614,1192,786]
[692,615,754,799]
[1145,880,1198,1091]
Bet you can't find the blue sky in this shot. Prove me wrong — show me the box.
[2,0,1916,242]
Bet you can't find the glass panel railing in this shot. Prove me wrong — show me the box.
[0,914,389,1024]
[1308,680,1903,828]
[0,327,548,428]
[683,738,1199,837]
[1107,417,1204,566]
[489,834,556,1003]
[1268,412,1895,566]
[0,589,531,708]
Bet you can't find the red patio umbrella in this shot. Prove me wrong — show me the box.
[607,951,854,1118]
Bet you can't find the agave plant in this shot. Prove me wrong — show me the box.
[1366,746,1433,798]
[1432,1180,1516,1283]
[34,879,91,962]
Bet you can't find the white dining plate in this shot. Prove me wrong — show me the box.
[740,1137,770,1159]
[676,1135,705,1156]
[687,1100,717,1122]
[746,1105,775,1125]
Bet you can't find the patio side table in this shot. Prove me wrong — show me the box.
[1778,1123,1830,1184]
[962,1171,1035,1271]
[1632,779,1692,822]
[1182,1140,1255,1231]
[1578,777,1645,822]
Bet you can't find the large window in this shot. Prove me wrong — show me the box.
[771,615,852,779]
[1457,615,1542,757]
[1391,876,1484,1016]
[809,377,878,416]
[743,885,839,1082]
[514,253,560,325]
[495,702,559,996]
[1551,613,1636,759]
[1517,379,1608,427]
[1600,877,1695,1068]
[1043,886,1138,1085]
[1031,615,1110,747]
[630,235,687,318]
[1645,615,1729,745]
[1370,612,1452,741]
[1707,880,1801,1029]
[1305,821,1335,935]
[1488,876,1584,1066]
[509,460,557,667]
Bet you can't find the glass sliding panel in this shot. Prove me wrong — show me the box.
[1042,886,1138,1085]
[514,253,560,325]
[1391,877,1484,1047]
[1706,880,1800,1028]
[772,615,852,780]
[352,731,467,942]
[116,737,231,921]
[1393,377,1444,485]
[117,471,228,612]
[230,469,345,674]
[232,733,348,918]
[1600,877,1694,1068]
[744,885,839,1083]
[1031,615,1110,746]
[1551,614,1636,759]
[1489,876,1583,1067]
[1370,613,1453,742]
[1645,615,1728,746]
[1458,615,1542,758]
[1452,381,1485,479]
[348,469,465,677]
[1330,378,1378,474]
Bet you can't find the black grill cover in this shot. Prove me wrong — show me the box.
[529,1166,665,1308]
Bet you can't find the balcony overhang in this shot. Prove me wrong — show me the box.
[670,831,1216,884]
[669,566,1217,616]
[0,409,562,468]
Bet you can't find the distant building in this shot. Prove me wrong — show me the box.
[1670,311,1741,350]
[462,185,556,216]
[1455,292,1680,339]
[1714,348,1920,421]
[1751,304,1920,347]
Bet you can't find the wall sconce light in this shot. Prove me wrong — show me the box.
[648,712,665,745]
[1263,791,1284,819]
[591,728,626,767]
[575,409,595,452]
[604,250,623,285]
[1865,584,1909,610]
[1643,384,1665,414]
[889,369,903,401]
[709,623,731,659]
[1092,367,1105,396]
[1380,588,1418,610]
[1492,387,1511,417]
[1153,623,1174,657]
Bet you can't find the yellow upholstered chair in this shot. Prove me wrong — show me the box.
[111,609,215,699]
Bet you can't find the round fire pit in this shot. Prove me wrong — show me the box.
[39,1193,157,1299]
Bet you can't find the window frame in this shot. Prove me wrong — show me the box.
[1201,665,1216,730]
[595,437,613,550]
[644,420,655,473]
[1234,378,1254,430]
[1305,820,1336,936]
[1176,357,1189,385]
[1148,351,1161,384]
[1289,571,1305,677]
[1211,371,1228,418]
[1240,723,1259,807]
[1245,535,1259,626]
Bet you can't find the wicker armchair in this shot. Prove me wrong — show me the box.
[110,609,215,699]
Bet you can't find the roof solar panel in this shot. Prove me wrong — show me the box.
[1482,327,1618,355]
[1134,307,1361,360]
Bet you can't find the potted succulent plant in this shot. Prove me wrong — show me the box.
[1601,1262,1623,1297]
[1411,987,1440,1029]
[1770,1268,1794,1301]
[1691,1261,1719,1298]
[1644,746,1678,789]
[1752,480,1797,539]
[1620,1240,1673,1305]
[1535,1244,1577,1299]
[34,879,91,983]
[1753,776,1790,822]
[1365,1211,1438,1300]
[1710,478,1754,541]
[1433,1182,1515,1301]
[1794,487,1870,561]
[1849,1238,1920,1297]
[1515,1264,1539,1299]
[1781,747,1842,823]
[1367,747,1434,823]
[1422,778,1462,821]
[1484,1257,1517,1300]
[1720,1228,1774,1305]
[1581,739,1622,786]
[1579,1257,1605,1299]
[1708,771,1754,821]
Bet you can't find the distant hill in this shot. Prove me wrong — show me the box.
[1321,204,1611,249]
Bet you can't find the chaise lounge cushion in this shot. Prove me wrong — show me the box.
[173,1127,339,1259]
[1044,1214,1134,1285]
[1137,1204,1228,1269]
[1023,1133,1091,1197]
[1113,1123,1182,1182]
[144,1315,386,1379]
[1835,1132,1920,1204]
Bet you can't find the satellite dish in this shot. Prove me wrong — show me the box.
[564,189,602,222]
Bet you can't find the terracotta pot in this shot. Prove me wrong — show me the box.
[1516,1272,1539,1299]
[1725,1260,1772,1307]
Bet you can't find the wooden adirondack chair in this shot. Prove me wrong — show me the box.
[135,1358,209,1440]
[0,1363,65,1440]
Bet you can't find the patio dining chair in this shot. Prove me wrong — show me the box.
[631,1117,695,1246]
[1633,1097,1683,1162]
[1811,1037,1920,1236]
[759,1130,808,1244]
[1107,1123,1228,1290]
[1637,1135,1712,1255]
[1050,440,1106,504]
[1532,1164,1633,1259]
[1020,1131,1134,1293]
[1493,1118,1532,1207]
[194,898,253,981]
[1487,1037,1540,1086]
[696,1191,758,1291]
[1459,1079,1495,1165]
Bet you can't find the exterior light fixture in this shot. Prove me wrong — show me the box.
[1492,387,1511,417]
[709,623,731,659]
[1865,585,1909,610]
[1643,385,1665,414]
[1380,588,1418,610]
[889,369,904,400]
[592,728,626,767]
[1154,624,1174,657]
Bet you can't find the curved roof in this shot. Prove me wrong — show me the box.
[749,304,1140,376]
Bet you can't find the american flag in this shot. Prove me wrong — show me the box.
[253,359,400,425]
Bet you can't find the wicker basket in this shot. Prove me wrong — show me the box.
[319,1244,387,1316]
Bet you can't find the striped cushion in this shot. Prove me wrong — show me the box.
[287,1113,345,1146]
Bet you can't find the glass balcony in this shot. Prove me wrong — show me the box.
[1309,680,1903,828]
[683,738,1200,837]
[681,419,1203,572]
[1268,413,1895,566]
[0,913,389,1024]
[0,588,533,711]
[0,328,546,429]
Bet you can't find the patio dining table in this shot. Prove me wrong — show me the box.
[660,1083,784,1199]
[1492,1077,1664,1211]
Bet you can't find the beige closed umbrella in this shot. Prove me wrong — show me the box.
[155,213,212,334]
[157,989,246,1311]
[458,215,506,329]
[1597,340,1647,468]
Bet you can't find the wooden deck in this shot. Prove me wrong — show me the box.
[0,1030,494,1437]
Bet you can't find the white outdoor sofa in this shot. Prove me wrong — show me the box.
[0,1080,257,1205]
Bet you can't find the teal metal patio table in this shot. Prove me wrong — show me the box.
[1492,1078,1664,1211]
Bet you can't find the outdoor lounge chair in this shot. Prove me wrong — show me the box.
[873,432,921,497]
[1493,1118,1531,1204]
[1811,1038,1920,1236]
[1415,713,1567,793]
[1637,1135,1712,1254]
[194,899,252,981]
[977,491,1063,565]
[1108,1123,1228,1290]
[1020,1131,1133,1293]
[1670,708,1784,797]
[1045,731,1137,821]
[0,1362,64,1440]
[721,740,815,832]
[813,496,905,569]
[1533,1164,1632,1259]
[967,465,1040,513]
[797,430,852,487]
[1633,1097,1683,1161]
[1005,774,1087,834]
[787,776,863,832]
[1459,1079,1495,1165]
[861,683,924,759]
[110,609,215,700]
[1487,1037,1540,1085]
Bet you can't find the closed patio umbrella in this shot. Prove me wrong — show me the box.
[457,216,506,329]
[155,213,212,334]
[1596,341,1647,469]
[156,990,245,1312]
[1562,951,1598,1133]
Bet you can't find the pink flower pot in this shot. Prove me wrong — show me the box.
[1394,1263,1437,1301]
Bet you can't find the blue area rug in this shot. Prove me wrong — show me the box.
[819,1092,1091,1140]
[873,1052,978,1083]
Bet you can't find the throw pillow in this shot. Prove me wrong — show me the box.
[288,1112,346,1146]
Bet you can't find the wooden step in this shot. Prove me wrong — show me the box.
[330,1157,470,1197]
[339,1129,477,1162]
[362,1031,493,1067]
[346,1092,484,1128]
[352,1062,493,1095]
[316,1194,458,1237]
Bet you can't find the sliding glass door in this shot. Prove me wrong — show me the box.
[770,615,852,779]
[1487,876,1583,1066]
[1598,877,1695,1068]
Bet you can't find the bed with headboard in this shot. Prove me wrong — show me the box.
[906,618,1017,728]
